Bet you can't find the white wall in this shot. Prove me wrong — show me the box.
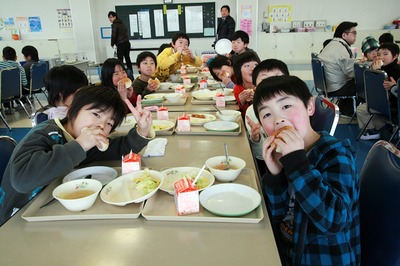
[0,0,74,59]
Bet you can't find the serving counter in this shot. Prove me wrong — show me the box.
[0,112,281,266]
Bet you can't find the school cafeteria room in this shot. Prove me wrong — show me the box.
[0,0,399,265]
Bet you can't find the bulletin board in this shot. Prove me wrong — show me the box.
[115,2,215,40]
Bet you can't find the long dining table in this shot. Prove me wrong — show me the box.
[0,83,281,266]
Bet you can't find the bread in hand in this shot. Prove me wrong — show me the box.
[148,77,161,89]
[272,126,293,153]
[119,77,132,89]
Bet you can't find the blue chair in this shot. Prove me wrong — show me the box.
[0,136,17,184]
[354,62,368,102]
[311,95,340,136]
[357,69,398,141]
[359,140,400,265]
[28,61,48,110]
[312,54,357,121]
[0,67,31,123]
[311,56,327,96]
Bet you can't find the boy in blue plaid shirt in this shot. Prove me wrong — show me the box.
[253,75,361,266]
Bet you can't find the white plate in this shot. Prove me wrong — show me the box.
[215,39,232,55]
[170,84,194,90]
[63,166,118,186]
[160,167,215,195]
[203,121,239,132]
[200,184,261,216]
[100,170,163,206]
[192,90,216,100]
[152,120,175,131]
[144,93,165,100]
[189,113,216,125]
[212,95,236,102]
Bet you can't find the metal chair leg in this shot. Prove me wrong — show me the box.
[0,112,12,130]
[17,99,31,119]
[357,114,374,141]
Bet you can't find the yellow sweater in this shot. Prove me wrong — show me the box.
[155,47,202,82]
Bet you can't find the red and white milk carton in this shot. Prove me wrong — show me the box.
[157,106,169,120]
[122,151,141,174]
[183,77,191,85]
[175,85,185,96]
[216,93,226,107]
[177,113,190,132]
[174,178,199,215]
[199,79,207,89]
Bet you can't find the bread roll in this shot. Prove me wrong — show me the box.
[148,77,161,89]
[98,140,109,152]
[119,77,132,89]
[272,126,293,153]
[81,127,109,152]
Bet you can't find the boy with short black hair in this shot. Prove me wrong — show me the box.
[132,51,158,97]
[156,32,202,82]
[253,75,361,265]
[357,42,400,140]
[230,30,260,63]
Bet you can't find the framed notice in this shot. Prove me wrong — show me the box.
[101,27,112,39]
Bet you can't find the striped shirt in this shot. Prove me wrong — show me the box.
[0,60,28,86]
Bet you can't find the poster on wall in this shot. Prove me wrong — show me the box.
[268,5,292,23]
[3,18,15,31]
[29,17,42,32]
[16,17,30,33]
[57,9,73,28]
[240,5,252,36]
[185,6,203,34]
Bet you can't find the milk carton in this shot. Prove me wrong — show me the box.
[177,114,190,132]
[199,79,207,89]
[216,93,225,107]
[174,178,199,215]
[122,151,141,174]
[157,106,169,120]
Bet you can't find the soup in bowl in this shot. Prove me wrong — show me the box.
[52,179,102,212]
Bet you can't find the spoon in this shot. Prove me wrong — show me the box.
[192,165,206,186]
[224,143,230,170]
[39,174,92,209]
[212,103,223,115]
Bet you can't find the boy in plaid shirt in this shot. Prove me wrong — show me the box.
[253,75,360,265]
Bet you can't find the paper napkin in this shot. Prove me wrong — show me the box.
[143,138,168,157]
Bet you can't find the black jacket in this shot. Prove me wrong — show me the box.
[111,18,129,47]
[217,15,235,41]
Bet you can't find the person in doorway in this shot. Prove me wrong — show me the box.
[108,11,133,73]
[318,21,358,117]
[213,5,235,47]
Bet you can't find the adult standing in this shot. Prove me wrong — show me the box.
[108,11,133,73]
[213,5,235,47]
[318,21,358,116]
